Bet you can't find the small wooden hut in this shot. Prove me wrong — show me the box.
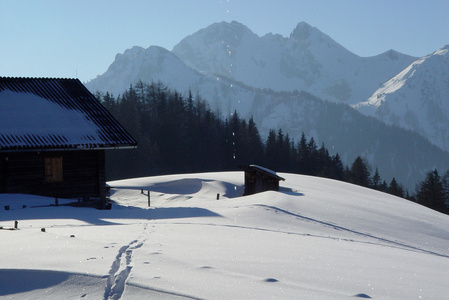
[240,165,285,196]
[0,77,137,207]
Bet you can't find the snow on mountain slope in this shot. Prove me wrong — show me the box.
[172,21,416,105]
[86,46,205,97]
[1,172,448,299]
[355,45,449,152]
[85,44,258,119]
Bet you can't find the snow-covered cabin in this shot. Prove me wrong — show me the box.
[0,77,137,208]
[240,165,285,196]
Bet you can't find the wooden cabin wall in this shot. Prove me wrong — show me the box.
[243,170,281,196]
[0,150,105,200]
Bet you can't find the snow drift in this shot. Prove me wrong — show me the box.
[1,172,448,299]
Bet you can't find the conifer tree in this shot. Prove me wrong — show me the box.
[316,143,331,178]
[247,117,265,165]
[379,180,388,192]
[330,153,345,181]
[265,129,278,170]
[442,170,449,209]
[297,133,310,174]
[348,156,371,187]
[372,168,381,190]
[416,170,445,211]
[276,129,291,170]
[387,177,404,198]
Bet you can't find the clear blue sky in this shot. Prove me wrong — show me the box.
[1,0,448,82]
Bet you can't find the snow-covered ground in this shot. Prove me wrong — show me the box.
[1,172,448,299]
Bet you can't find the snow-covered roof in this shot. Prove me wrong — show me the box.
[0,77,137,151]
[242,164,285,181]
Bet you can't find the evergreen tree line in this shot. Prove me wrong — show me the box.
[415,169,449,214]
[96,81,448,213]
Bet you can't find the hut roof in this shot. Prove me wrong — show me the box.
[0,77,137,151]
[241,165,285,181]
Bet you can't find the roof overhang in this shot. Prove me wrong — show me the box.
[0,144,137,153]
[239,165,285,181]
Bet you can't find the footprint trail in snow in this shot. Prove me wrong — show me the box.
[104,238,145,299]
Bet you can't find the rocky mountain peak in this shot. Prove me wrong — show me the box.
[289,21,315,40]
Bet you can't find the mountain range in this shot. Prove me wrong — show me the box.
[86,21,449,190]
[172,21,417,105]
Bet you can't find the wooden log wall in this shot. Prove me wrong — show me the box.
[0,150,106,201]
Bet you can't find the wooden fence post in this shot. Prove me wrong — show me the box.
[148,191,150,207]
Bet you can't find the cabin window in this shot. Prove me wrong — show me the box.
[45,157,63,182]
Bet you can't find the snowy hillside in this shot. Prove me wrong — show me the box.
[355,45,449,152]
[172,21,416,105]
[1,172,449,299]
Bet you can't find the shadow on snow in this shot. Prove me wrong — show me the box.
[0,269,200,299]
[0,205,222,226]
[0,269,104,296]
[110,178,244,199]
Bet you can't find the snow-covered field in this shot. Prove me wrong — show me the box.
[1,172,448,299]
